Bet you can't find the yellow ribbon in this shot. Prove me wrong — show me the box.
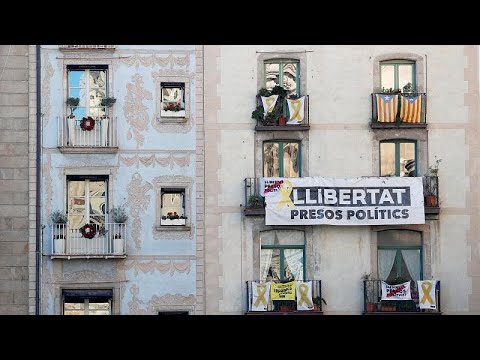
[289,99,302,121]
[298,283,313,307]
[266,97,276,113]
[253,283,268,308]
[276,180,295,209]
[420,281,434,304]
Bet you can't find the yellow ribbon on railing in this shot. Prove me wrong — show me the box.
[276,180,295,209]
[420,281,434,304]
[253,284,268,308]
[298,283,313,307]
[266,97,276,113]
[290,99,302,121]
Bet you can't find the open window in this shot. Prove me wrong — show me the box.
[63,289,112,315]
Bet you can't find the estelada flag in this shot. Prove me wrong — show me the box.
[400,94,422,123]
[376,94,398,123]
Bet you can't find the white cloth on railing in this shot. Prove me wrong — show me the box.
[251,281,271,312]
[296,280,313,311]
[286,97,305,124]
[381,281,412,300]
[261,95,279,115]
[417,280,437,309]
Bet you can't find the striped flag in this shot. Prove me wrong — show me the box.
[400,95,422,123]
[376,94,398,123]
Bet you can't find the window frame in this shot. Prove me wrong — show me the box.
[260,244,306,282]
[380,59,416,92]
[377,246,424,281]
[160,188,186,226]
[160,82,186,118]
[62,289,113,315]
[379,139,417,177]
[262,140,302,177]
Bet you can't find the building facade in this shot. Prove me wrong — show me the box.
[0,45,37,315]
[39,45,204,314]
[203,45,480,314]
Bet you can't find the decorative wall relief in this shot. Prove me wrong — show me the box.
[119,153,191,169]
[124,74,152,148]
[127,173,153,251]
[117,257,193,276]
[120,53,191,69]
[127,284,195,315]
[41,56,54,125]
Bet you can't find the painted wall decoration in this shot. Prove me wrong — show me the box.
[124,74,152,148]
[126,173,153,251]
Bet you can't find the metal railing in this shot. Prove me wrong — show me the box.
[255,95,310,128]
[246,280,323,313]
[363,279,441,313]
[58,115,117,148]
[371,93,426,125]
[59,45,116,50]
[51,223,126,256]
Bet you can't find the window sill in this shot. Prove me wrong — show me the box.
[157,116,189,124]
[370,122,427,129]
[156,225,191,232]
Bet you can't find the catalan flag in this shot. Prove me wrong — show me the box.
[376,94,398,123]
[400,95,422,123]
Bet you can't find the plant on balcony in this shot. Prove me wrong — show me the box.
[425,156,442,207]
[100,97,117,108]
[111,205,128,223]
[51,210,67,224]
[312,296,327,311]
[381,87,401,94]
[402,82,415,95]
[248,195,263,208]
[66,97,79,118]
[163,102,184,112]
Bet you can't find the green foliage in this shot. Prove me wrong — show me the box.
[248,195,263,208]
[288,94,300,100]
[429,156,442,176]
[110,205,128,223]
[313,296,327,306]
[66,97,80,107]
[251,105,265,121]
[402,82,415,94]
[257,88,271,97]
[51,210,67,224]
[101,97,117,107]
[271,85,287,97]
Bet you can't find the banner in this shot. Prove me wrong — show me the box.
[261,95,279,115]
[381,281,412,301]
[251,281,271,312]
[286,97,305,124]
[271,281,296,301]
[261,176,425,226]
[417,280,437,310]
[295,281,313,311]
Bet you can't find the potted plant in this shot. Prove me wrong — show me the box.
[66,97,79,118]
[362,272,376,312]
[100,97,117,108]
[51,210,67,254]
[161,212,187,226]
[110,205,127,254]
[248,195,263,208]
[66,97,79,146]
[312,296,327,311]
[99,97,116,146]
[425,156,442,207]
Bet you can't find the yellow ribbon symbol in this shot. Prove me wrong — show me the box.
[254,284,268,308]
[298,283,313,308]
[266,97,276,113]
[290,99,302,121]
[420,281,434,304]
[276,180,295,209]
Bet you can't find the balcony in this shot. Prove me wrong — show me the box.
[245,280,323,315]
[363,279,441,315]
[244,176,440,217]
[59,45,116,51]
[254,95,310,131]
[371,93,427,128]
[58,116,118,154]
[51,223,127,259]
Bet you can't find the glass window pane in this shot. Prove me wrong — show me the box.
[398,65,414,91]
[378,249,398,280]
[68,214,86,230]
[90,88,105,109]
[89,181,105,197]
[88,302,111,315]
[283,63,298,96]
[400,142,416,177]
[162,193,184,216]
[261,249,281,282]
[380,65,395,90]
[400,249,421,281]
[274,230,304,246]
[68,70,85,89]
[284,249,304,281]
[380,142,396,176]
[283,143,299,177]
[69,181,85,197]
[69,88,81,99]
[263,142,279,177]
[64,302,85,315]
[89,70,106,88]
[378,230,422,247]
[265,63,280,90]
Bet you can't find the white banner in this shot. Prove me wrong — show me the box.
[286,97,305,124]
[381,281,412,301]
[296,281,313,311]
[261,176,425,226]
[261,95,279,115]
[417,280,437,310]
[251,282,271,311]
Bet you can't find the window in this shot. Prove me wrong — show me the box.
[67,175,108,230]
[380,60,416,92]
[260,230,305,282]
[263,141,300,177]
[380,140,416,177]
[63,289,112,315]
[161,188,186,226]
[67,65,108,119]
[160,82,186,118]
[264,59,300,97]
[377,230,422,283]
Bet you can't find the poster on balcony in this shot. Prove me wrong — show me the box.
[261,176,425,226]
[271,281,296,301]
[381,281,412,301]
[296,281,313,311]
[417,280,437,310]
[286,97,305,124]
[251,281,271,312]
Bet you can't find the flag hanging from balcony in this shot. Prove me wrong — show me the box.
[251,281,271,311]
[261,95,279,116]
[400,95,422,123]
[381,281,412,300]
[376,94,398,123]
[296,281,313,311]
[286,97,305,124]
[417,280,437,310]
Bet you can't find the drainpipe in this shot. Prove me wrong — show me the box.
[35,45,41,315]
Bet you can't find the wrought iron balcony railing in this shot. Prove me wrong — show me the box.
[246,280,323,314]
[51,223,127,258]
[371,93,427,128]
[363,279,441,314]
[59,45,116,51]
